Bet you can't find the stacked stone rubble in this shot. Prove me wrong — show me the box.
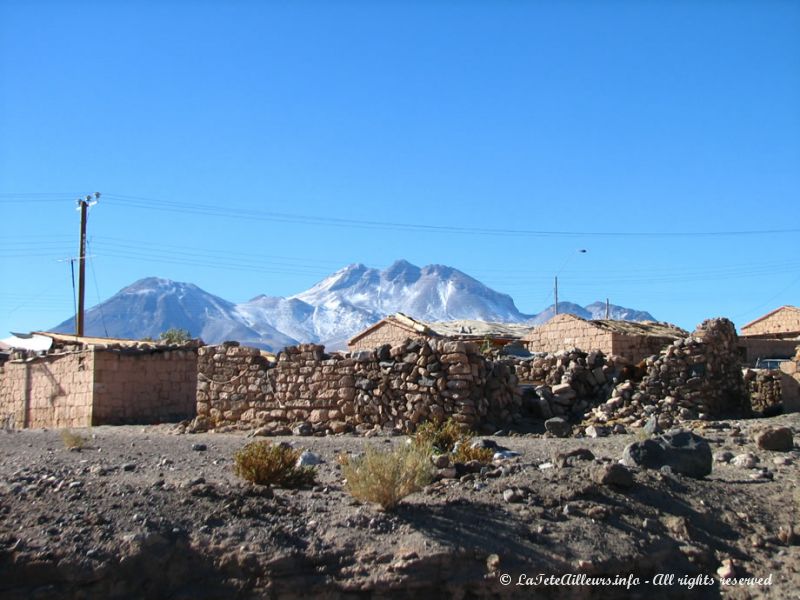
[196,338,521,434]
[584,318,750,429]
[503,349,626,420]
[744,369,783,415]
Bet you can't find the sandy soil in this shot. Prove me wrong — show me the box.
[0,413,798,599]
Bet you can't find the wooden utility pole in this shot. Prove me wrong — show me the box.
[75,193,100,336]
[554,276,559,315]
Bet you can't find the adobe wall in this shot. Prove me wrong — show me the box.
[738,337,800,366]
[609,333,677,364]
[0,351,94,429]
[348,322,427,351]
[524,318,616,357]
[195,339,521,434]
[741,308,800,337]
[92,349,197,425]
[0,345,198,429]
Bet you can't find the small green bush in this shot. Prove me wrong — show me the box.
[60,429,88,450]
[341,443,435,511]
[233,441,316,488]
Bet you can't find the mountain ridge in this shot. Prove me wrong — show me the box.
[53,261,656,351]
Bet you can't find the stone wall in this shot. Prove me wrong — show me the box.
[0,352,94,429]
[196,339,521,434]
[0,345,198,429]
[584,318,749,429]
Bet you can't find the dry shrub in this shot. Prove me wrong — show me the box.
[233,441,316,488]
[341,443,435,511]
[413,418,468,453]
[60,429,88,450]
[453,443,495,465]
[414,418,494,465]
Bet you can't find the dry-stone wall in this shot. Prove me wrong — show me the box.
[585,318,750,429]
[195,338,521,434]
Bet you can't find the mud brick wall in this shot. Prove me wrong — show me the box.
[779,353,800,413]
[738,337,800,366]
[196,339,522,434]
[0,352,94,429]
[92,349,197,425]
[741,306,800,337]
[523,315,615,358]
[348,321,427,351]
[0,346,198,429]
[522,314,678,364]
[585,318,750,429]
[609,333,680,364]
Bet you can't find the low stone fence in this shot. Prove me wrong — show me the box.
[196,339,521,434]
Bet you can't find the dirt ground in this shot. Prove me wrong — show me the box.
[0,413,798,600]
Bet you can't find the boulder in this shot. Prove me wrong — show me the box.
[754,427,794,452]
[592,463,634,489]
[621,429,712,478]
[545,417,571,438]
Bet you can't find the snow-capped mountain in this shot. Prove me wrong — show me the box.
[526,301,655,325]
[51,262,656,351]
[53,277,297,350]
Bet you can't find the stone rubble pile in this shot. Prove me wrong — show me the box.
[744,369,784,416]
[503,349,627,420]
[196,338,521,435]
[584,318,750,429]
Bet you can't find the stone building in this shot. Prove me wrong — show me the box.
[522,313,688,364]
[0,332,199,429]
[347,313,530,351]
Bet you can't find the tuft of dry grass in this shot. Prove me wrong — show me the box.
[453,443,495,465]
[60,429,89,450]
[413,418,468,453]
[233,441,316,488]
[414,418,494,465]
[341,443,435,511]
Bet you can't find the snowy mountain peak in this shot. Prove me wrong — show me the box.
[384,259,421,283]
[52,265,657,352]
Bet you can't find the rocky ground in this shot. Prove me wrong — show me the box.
[1,414,798,600]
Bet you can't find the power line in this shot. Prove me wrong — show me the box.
[5,189,800,238]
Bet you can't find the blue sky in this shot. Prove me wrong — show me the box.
[1,0,798,335]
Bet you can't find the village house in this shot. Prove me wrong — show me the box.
[521,313,688,364]
[738,306,800,366]
[347,313,531,351]
[0,332,199,429]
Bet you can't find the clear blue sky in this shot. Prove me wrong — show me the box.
[1,0,798,335]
